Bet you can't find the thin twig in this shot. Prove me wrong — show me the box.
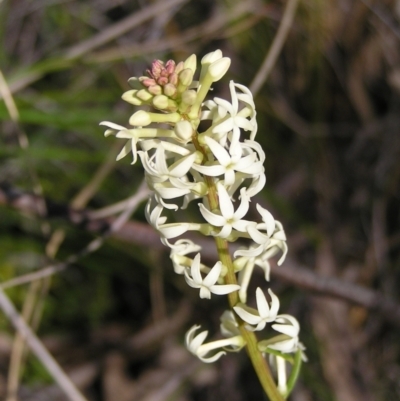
[0,181,151,290]
[0,287,88,401]
[6,281,40,401]
[250,0,300,96]
[86,1,260,63]
[64,0,188,59]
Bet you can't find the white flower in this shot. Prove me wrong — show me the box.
[199,183,252,238]
[139,147,198,183]
[266,221,288,265]
[192,136,263,186]
[145,197,205,239]
[233,83,258,140]
[235,207,288,265]
[145,197,167,228]
[100,122,177,164]
[212,81,256,154]
[233,288,280,331]
[184,254,240,299]
[247,204,276,245]
[269,314,300,353]
[185,325,245,363]
[100,122,140,164]
[168,239,202,274]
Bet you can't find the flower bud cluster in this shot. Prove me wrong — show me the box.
[123,55,198,114]
[101,49,305,395]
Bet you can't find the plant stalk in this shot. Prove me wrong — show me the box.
[193,134,285,401]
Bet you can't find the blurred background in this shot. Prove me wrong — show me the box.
[1,0,400,400]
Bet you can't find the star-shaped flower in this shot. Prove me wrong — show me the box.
[212,81,256,154]
[199,183,252,238]
[192,136,263,186]
[269,314,300,353]
[100,121,140,164]
[139,146,199,183]
[185,325,245,363]
[233,287,280,331]
[169,239,202,274]
[184,254,240,299]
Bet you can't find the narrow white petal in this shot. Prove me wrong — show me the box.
[184,272,199,289]
[210,284,240,295]
[203,261,222,287]
[268,338,297,353]
[199,204,226,226]
[185,325,201,345]
[191,254,203,284]
[198,350,226,363]
[204,136,231,166]
[268,289,280,317]
[116,141,132,161]
[246,173,266,197]
[233,153,256,170]
[232,219,253,232]
[229,80,238,112]
[213,97,234,113]
[233,245,264,258]
[158,223,190,239]
[247,225,270,245]
[192,163,226,176]
[224,169,236,186]
[189,330,208,352]
[233,305,261,325]
[169,153,197,177]
[238,161,264,176]
[217,182,234,218]
[100,121,126,130]
[234,116,254,131]
[272,324,298,338]
[216,224,232,238]
[212,118,234,134]
[155,146,169,175]
[255,288,270,318]
[234,188,249,220]
[257,204,276,237]
[153,184,190,199]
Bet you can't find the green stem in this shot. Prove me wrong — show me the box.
[214,236,285,401]
[192,134,285,401]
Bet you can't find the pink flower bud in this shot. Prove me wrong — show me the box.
[165,60,176,75]
[157,77,169,86]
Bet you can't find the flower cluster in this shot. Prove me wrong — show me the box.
[101,50,305,396]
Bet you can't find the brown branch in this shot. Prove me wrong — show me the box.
[1,184,400,327]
